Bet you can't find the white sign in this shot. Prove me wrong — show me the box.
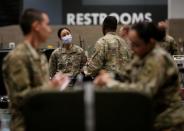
[67,12,152,25]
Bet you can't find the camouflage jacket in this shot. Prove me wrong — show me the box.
[49,44,87,78]
[84,32,131,77]
[2,43,53,131]
[106,45,184,130]
[158,35,178,55]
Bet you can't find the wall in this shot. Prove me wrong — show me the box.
[23,0,62,24]
[168,0,184,19]
[168,0,184,54]
[83,0,167,5]
[0,25,104,56]
[23,0,167,25]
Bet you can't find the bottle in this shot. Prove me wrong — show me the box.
[0,109,10,131]
[84,82,95,131]
[1,119,10,131]
[74,73,84,89]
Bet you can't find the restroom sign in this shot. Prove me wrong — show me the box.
[62,0,167,25]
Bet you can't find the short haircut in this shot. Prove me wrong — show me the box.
[57,27,71,38]
[131,22,159,43]
[157,26,166,41]
[20,8,45,35]
[103,16,117,31]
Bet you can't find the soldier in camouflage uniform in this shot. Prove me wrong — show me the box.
[94,22,184,131]
[158,21,178,55]
[159,35,178,55]
[2,9,68,131]
[119,24,131,45]
[83,16,131,78]
[49,27,87,86]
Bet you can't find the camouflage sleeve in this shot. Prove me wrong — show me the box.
[2,56,53,99]
[106,56,165,97]
[84,40,105,77]
[80,50,87,69]
[49,51,58,78]
[171,38,178,55]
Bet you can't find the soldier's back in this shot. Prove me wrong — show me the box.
[99,32,131,72]
[84,32,131,77]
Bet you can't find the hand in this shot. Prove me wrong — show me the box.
[93,70,113,87]
[80,68,85,74]
[51,72,70,90]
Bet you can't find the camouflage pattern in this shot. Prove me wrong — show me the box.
[106,45,184,130]
[49,44,87,78]
[2,43,54,131]
[84,32,131,77]
[158,35,178,55]
[163,123,184,131]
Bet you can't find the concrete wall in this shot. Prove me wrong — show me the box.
[0,25,104,56]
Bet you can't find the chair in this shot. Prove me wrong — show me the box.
[40,48,55,61]
[95,90,154,131]
[22,89,154,131]
[0,49,11,96]
[22,91,84,131]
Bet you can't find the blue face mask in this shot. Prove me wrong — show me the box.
[61,34,72,44]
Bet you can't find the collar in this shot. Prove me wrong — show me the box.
[24,42,40,60]
[106,32,117,35]
[60,44,77,54]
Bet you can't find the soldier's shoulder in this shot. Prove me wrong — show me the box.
[143,49,165,72]
[103,33,117,40]
[166,35,175,42]
[101,34,117,44]
[53,47,60,53]
[152,46,167,57]
[105,33,127,44]
[73,45,84,53]
[96,36,106,44]
[152,46,175,65]
[94,36,107,49]
[3,45,26,65]
[117,36,128,45]
[51,48,61,55]
[166,35,174,39]
[9,44,27,57]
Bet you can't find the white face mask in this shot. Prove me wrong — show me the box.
[61,34,72,44]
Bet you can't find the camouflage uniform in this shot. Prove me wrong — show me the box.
[158,35,178,55]
[84,32,131,77]
[2,43,54,131]
[106,45,184,130]
[49,44,87,79]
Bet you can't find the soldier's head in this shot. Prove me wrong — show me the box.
[158,20,168,29]
[128,22,158,58]
[157,21,167,41]
[20,8,52,43]
[57,27,72,45]
[102,16,117,35]
[119,25,130,38]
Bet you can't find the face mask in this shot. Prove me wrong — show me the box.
[61,34,72,44]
